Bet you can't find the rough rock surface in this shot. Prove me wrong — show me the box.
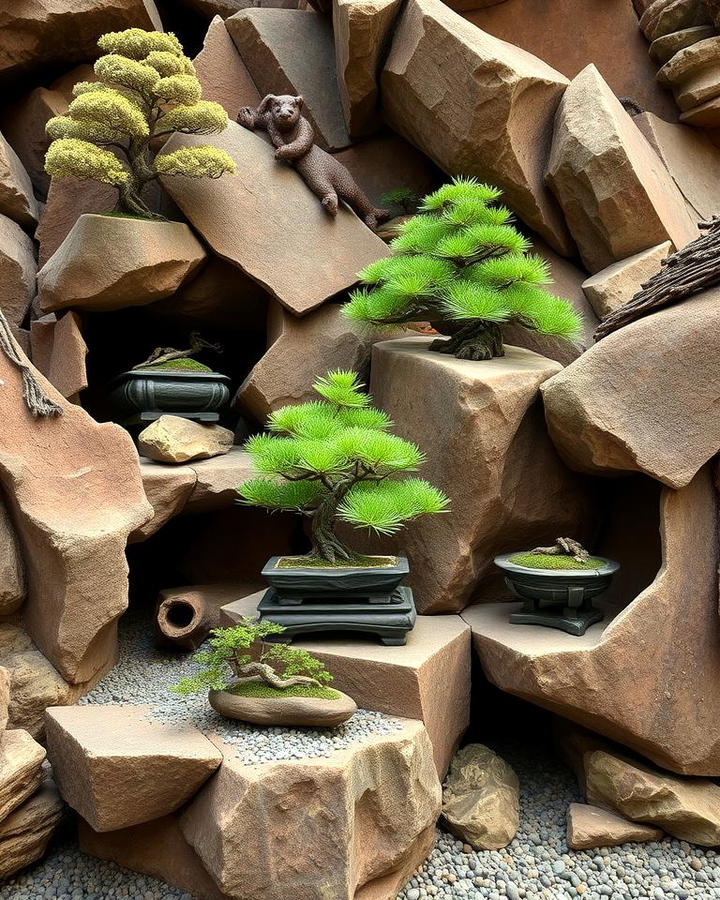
[29,312,88,402]
[466,466,720,776]
[546,65,697,273]
[131,463,198,542]
[640,0,713,41]
[226,9,351,151]
[650,24,716,64]
[194,15,261,119]
[0,665,9,732]
[586,750,720,845]
[581,242,671,320]
[680,95,720,126]
[0,0,162,84]
[334,0,402,137]
[441,744,519,850]
[0,213,36,328]
[160,123,388,316]
[0,132,38,228]
[381,0,573,254]
[0,494,25,616]
[37,215,207,314]
[45,705,223,832]
[180,720,441,899]
[0,729,46,822]
[359,337,594,613]
[635,111,720,223]
[566,802,664,850]
[0,340,152,683]
[0,778,64,880]
[656,36,720,111]
[138,416,234,465]
[542,289,720,489]
[235,301,399,421]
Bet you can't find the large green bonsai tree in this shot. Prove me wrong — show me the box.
[172,618,336,699]
[343,177,582,361]
[237,371,448,563]
[45,28,235,219]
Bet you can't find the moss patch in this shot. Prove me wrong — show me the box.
[144,358,213,373]
[276,554,397,570]
[229,682,340,700]
[509,552,605,571]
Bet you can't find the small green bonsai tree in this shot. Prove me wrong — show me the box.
[380,187,419,217]
[344,177,582,361]
[172,618,337,699]
[237,370,449,564]
[45,28,235,219]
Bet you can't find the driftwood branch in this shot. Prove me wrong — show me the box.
[530,538,590,564]
[133,331,222,369]
[235,662,320,689]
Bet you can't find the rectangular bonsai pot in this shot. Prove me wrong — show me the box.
[261,555,409,605]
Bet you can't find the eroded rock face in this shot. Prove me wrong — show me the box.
[0,778,64,881]
[546,65,697,273]
[0,133,38,229]
[581,243,671,320]
[542,289,720,489]
[640,0,712,42]
[441,744,519,850]
[0,666,9,732]
[359,337,594,613]
[649,25,715,64]
[566,803,663,850]
[657,36,720,111]
[381,0,573,254]
[0,214,36,329]
[0,494,25,616]
[0,341,152,683]
[45,705,223,833]
[29,312,88,402]
[194,15,260,119]
[180,720,441,900]
[138,416,234,465]
[36,179,117,267]
[37,215,207,314]
[160,123,389,316]
[585,751,720,845]
[0,729,46,822]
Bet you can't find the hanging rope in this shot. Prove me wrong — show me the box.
[0,310,63,418]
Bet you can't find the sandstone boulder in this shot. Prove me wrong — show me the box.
[0,215,35,331]
[37,214,207,314]
[680,95,720,126]
[160,123,389,316]
[37,178,118,266]
[29,312,88,402]
[0,338,152,683]
[187,0,300,17]
[546,65,697,273]
[581,242,671,320]
[334,0,403,137]
[542,290,720,489]
[0,778,64,880]
[0,666,9,732]
[0,729,46,822]
[566,803,663,850]
[0,494,25,616]
[180,720,441,899]
[635,112,720,223]
[640,0,712,42]
[45,705,223,832]
[586,750,720,845]
[441,744,519,850]
[357,337,594,613]
[138,416,234,465]
[0,0,162,85]
[194,15,260,120]
[649,25,715,64]
[465,466,720,776]
[132,461,197,542]
[0,133,38,229]
[226,9,351,151]
[657,37,720,110]
[381,0,573,254]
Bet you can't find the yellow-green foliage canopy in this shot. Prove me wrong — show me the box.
[45,28,235,197]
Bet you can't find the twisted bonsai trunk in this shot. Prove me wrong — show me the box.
[429,321,505,360]
[115,137,165,220]
[232,662,320,689]
[309,482,354,563]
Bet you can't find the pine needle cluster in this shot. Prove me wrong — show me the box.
[45,28,235,219]
[344,177,582,359]
[237,371,448,563]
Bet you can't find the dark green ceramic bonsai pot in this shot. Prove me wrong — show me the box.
[110,368,231,425]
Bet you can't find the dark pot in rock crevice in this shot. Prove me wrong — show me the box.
[109,368,231,425]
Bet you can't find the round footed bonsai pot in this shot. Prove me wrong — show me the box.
[109,368,231,425]
[208,684,357,727]
[494,552,620,637]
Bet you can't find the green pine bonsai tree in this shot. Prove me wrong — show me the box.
[45,28,236,219]
[237,370,449,564]
[172,618,337,699]
[380,187,419,217]
[344,177,582,361]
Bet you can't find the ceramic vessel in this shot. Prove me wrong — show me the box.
[110,368,230,425]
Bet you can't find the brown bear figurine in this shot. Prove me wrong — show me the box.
[238,94,387,230]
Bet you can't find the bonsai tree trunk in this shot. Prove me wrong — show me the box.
[116,137,165,220]
[309,484,354,563]
[234,661,320,689]
[430,320,505,360]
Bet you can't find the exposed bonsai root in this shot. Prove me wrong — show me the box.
[429,321,505,361]
[236,662,320,689]
[530,537,590,564]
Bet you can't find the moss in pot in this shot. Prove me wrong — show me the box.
[172,618,356,727]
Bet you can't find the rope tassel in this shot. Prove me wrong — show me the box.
[0,310,63,418]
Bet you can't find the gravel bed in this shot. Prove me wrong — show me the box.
[78,608,404,764]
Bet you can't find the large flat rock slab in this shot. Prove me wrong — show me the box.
[381,0,573,254]
[357,337,594,613]
[194,15,261,120]
[464,466,720,776]
[45,705,223,832]
[221,591,471,776]
[566,802,663,850]
[160,123,388,316]
[542,289,720,489]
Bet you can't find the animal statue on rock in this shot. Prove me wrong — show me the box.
[238,94,387,230]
